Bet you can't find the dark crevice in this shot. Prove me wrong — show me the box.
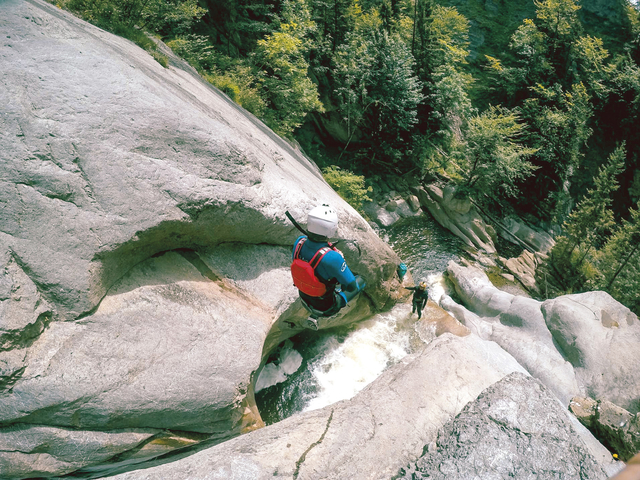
[0,366,26,393]
[0,311,53,354]
[173,248,220,282]
[293,409,334,480]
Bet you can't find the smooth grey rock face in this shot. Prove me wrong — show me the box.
[1,251,270,433]
[0,0,400,325]
[542,292,640,414]
[500,216,555,253]
[417,184,496,254]
[0,424,156,478]
[362,200,401,227]
[103,334,529,480]
[444,262,582,407]
[442,262,634,474]
[0,0,403,476]
[399,373,608,480]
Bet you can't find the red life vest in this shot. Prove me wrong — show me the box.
[291,238,333,297]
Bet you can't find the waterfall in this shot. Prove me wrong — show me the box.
[256,215,464,425]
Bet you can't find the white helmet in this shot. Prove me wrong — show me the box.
[307,204,338,238]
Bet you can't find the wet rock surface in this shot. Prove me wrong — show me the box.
[103,334,529,479]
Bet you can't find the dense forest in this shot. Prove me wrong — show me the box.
[52,0,640,313]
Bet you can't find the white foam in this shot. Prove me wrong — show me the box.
[425,273,449,304]
[255,340,303,392]
[303,304,412,412]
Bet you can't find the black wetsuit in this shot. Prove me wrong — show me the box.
[405,286,428,318]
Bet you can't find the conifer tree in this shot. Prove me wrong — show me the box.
[596,201,640,312]
[547,143,626,291]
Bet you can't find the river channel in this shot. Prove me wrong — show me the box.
[255,214,470,425]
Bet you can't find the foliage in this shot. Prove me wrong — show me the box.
[322,166,372,213]
[545,144,626,292]
[458,106,538,201]
[364,33,423,152]
[55,0,206,62]
[252,0,324,136]
[204,66,267,117]
[140,0,206,37]
[166,35,217,72]
[426,6,474,137]
[151,51,169,67]
[594,202,640,312]
[58,0,206,40]
[572,35,614,100]
[331,4,380,144]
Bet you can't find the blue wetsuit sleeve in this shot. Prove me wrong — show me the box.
[292,235,306,260]
[316,250,356,287]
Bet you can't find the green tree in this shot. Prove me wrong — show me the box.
[365,33,423,158]
[595,201,640,307]
[322,166,372,213]
[410,4,473,174]
[331,3,381,148]
[534,0,582,83]
[426,5,474,138]
[547,144,626,291]
[513,82,593,219]
[330,4,422,168]
[141,0,206,37]
[571,35,614,101]
[253,0,324,136]
[458,106,538,201]
[167,34,218,71]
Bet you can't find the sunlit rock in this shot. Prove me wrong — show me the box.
[542,292,640,414]
[0,0,403,476]
[444,262,580,406]
[103,334,529,479]
[417,184,496,254]
[444,260,640,417]
[399,373,612,480]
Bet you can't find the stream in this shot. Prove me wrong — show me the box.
[255,214,470,425]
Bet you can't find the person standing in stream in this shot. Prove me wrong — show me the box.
[290,204,366,330]
[405,282,428,319]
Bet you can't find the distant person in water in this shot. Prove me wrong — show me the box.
[405,282,428,319]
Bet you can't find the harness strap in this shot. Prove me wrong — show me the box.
[295,238,334,269]
[294,237,307,260]
[310,247,331,268]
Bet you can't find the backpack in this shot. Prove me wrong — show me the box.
[291,238,333,297]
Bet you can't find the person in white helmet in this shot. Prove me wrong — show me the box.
[290,204,365,329]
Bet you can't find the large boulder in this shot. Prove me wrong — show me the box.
[399,373,609,480]
[444,262,580,406]
[0,0,403,476]
[499,249,547,295]
[542,292,640,413]
[499,215,555,253]
[444,261,640,415]
[104,334,530,479]
[0,251,270,433]
[417,184,496,254]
